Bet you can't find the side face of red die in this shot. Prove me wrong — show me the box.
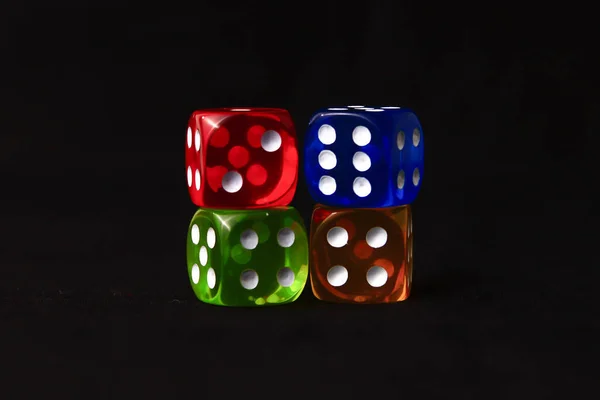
[185,108,299,209]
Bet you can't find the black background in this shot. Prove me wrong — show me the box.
[1,1,598,398]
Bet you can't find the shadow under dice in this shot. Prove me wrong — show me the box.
[304,106,424,208]
[185,108,298,209]
[309,205,413,304]
[186,207,308,306]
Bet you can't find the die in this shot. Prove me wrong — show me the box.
[304,106,424,208]
[309,204,413,304]
[185,107,299,209]
[186,206,308,306]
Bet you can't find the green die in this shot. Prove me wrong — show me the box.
[186,207,309,307]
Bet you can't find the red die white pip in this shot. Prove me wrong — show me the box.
[185,108,299,209]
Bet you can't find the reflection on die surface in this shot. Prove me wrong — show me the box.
[186,207,308,307]
[304,106,424,208]
[309,204,413,304]
[185,108,298,209]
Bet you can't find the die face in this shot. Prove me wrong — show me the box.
[186,212,222,302]
[309,205,413,304]
[186,207,308,306]
[185,108,298,209]
[304,106,424,208]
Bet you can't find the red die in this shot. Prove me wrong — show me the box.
[185,108,298,209]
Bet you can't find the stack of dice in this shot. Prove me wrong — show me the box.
[184,108,309,306]
[303,105,424,304]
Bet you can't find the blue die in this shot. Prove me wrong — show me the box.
[303,105,424,208]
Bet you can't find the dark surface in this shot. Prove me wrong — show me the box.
[1,2,598,398]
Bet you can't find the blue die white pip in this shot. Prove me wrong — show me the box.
[303,105,424,208]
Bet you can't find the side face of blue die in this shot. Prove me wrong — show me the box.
[303,106,424,207]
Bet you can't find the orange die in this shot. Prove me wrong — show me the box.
[309,205,413,304]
